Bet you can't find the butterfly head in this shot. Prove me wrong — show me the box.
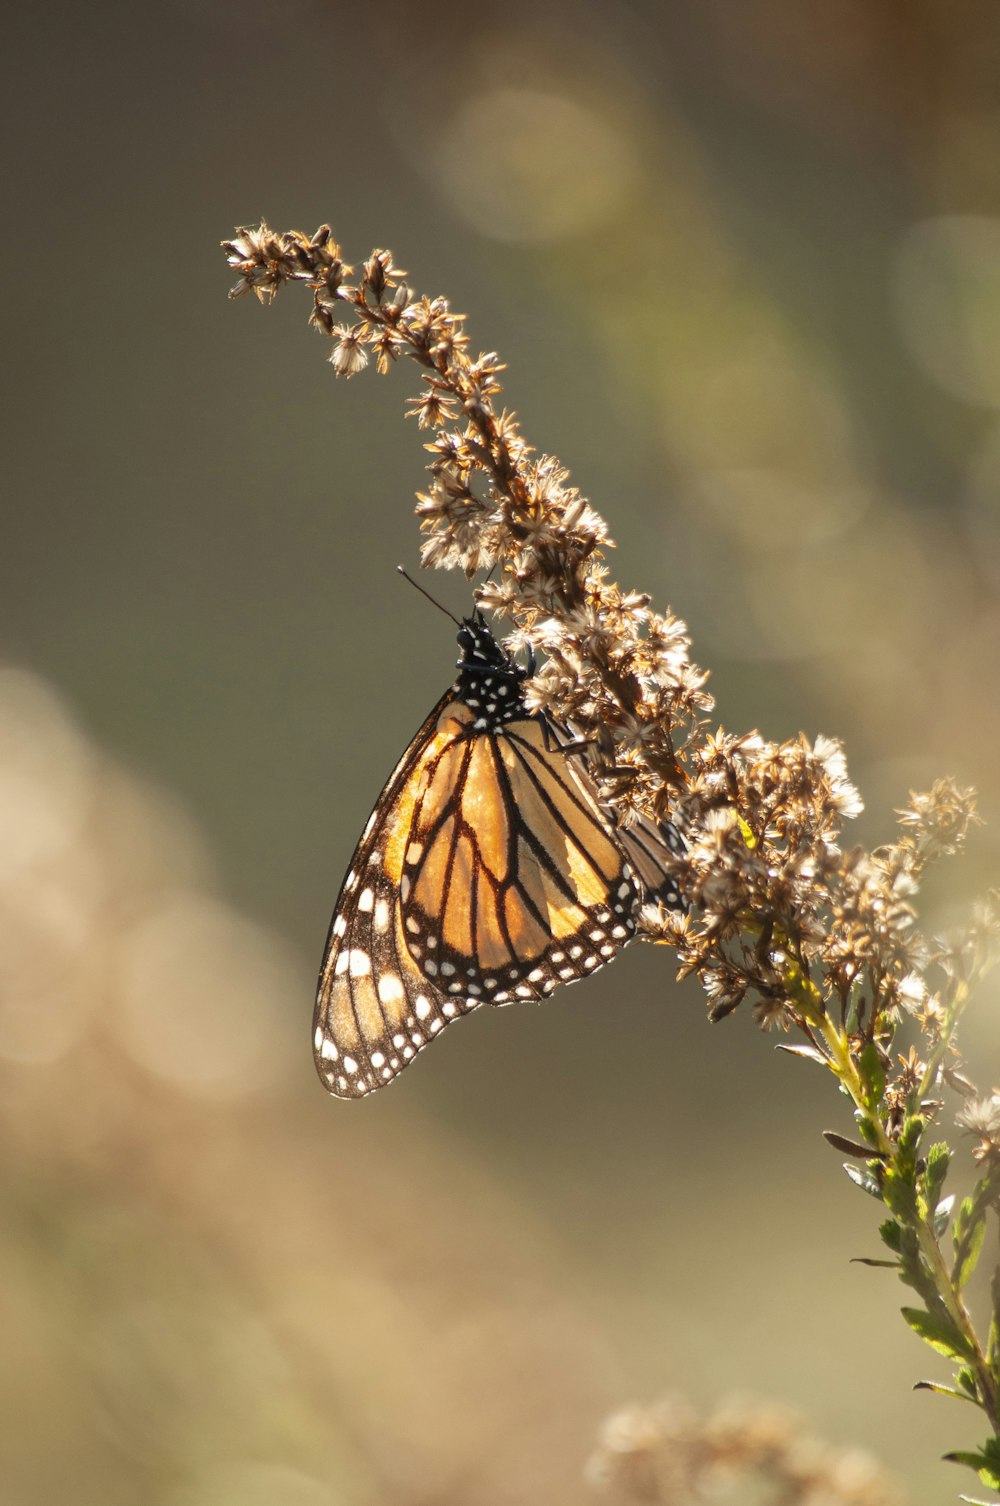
[453,614,530,729]
[455,613,513,671]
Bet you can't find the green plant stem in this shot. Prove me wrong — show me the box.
[818,1011,1000,1431]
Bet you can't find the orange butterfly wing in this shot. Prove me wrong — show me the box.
[400,712,643,1007]
[313,696,480,1099]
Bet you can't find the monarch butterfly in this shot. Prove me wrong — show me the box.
[314,612,684,1098]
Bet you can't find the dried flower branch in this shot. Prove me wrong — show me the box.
[223,221,1000,1497]
[222,221,707,808]
[585,1393,904,1505]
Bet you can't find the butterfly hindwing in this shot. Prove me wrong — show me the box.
[400,713,641,1005]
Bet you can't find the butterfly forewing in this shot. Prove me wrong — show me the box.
[313,698,480,1099]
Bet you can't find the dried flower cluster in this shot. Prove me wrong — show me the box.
[223,222,708,805]
[585,1394,902,1505]
[224,222,1000,1495]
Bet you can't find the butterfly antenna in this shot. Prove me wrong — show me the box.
[396,565,462,626]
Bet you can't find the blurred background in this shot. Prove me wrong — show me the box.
[3,1,1000,1501]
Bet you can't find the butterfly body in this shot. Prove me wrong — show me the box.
[314,615,682,1098]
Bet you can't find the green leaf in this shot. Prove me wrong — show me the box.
[976,1469,1000,1493]
[854,1112,883,1149]
[934,1194,956,1238]
[925,1142,952,1207]
[988,1269,1000,1374]
[776,1043,829,1067]
[858,1041,886,1110]
[898,1114,926,1165]
[852,1256,898,1268]
[893,1227,937,1304]
[956,1366,980,1399]
[944,1453,1000,1490]
[879,1219,903,1253]
[955,1195,978,1244]
[882,1166,917,1219]
[825,1130,884,1160]
[913,1379,978,1405]
[901,1306,975,1362]
[954,1211,988,1291]
[844,1163,883,1200]
[735,813,756,847]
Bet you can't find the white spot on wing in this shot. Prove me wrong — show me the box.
[357,888,374,912]
[320,1038,338,1061]
[378,974,404,1005]
[415,995,432,1020]
[374,898,390,931]
[348,949,371,977]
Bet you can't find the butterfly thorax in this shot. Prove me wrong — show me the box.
[452,616,530,733]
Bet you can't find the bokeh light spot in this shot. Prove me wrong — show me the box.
[893,215,1000,408]
[434,87,635,243]
[0,669,94,884]
[964,420,1000,593]
[115,894,303,1098]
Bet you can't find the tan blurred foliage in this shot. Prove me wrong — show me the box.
[0,670,629,1504]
